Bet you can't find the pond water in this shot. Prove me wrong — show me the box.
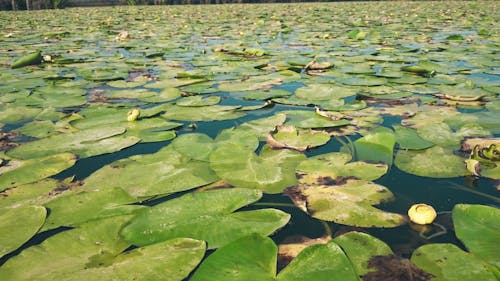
[0,2,499,280]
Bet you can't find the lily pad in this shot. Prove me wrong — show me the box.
[0,153,77,191]
[210,144,305,193]
[333,231,393,276]
[120,188,290,248]
[286,179,406,227]
[266,125,330,151]
[81,145,218,198]
[411,244,497,281]
[395,146,470,178]
[283,110,351,129]
[162,104,245,121]
[176,95,221,107]
[452,204,500,269]
[350,130,396,165]
[191,233,359,281]
[0,216,132,281]
[69,238,206,281]
[393,125,434,150]
[0,205,46,258]
[296,152,388,182]
[7,126,140,159]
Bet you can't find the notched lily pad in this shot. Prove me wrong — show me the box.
[296,152,388,182]
[0,205,46,258]
[120,188,290,249]
[266,125,330,152]
[286,179,406,228]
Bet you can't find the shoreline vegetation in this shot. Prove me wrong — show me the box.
[4,0,356,11]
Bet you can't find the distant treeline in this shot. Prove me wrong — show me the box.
[1,0,346,10]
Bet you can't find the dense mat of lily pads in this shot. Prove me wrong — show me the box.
[0,2,499,280]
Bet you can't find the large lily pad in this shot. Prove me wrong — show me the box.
[332,231,393,276]
[452,204,500,269]
[411,244,497,281]
[351,130,396,165]
[0,216,132,281]
[0,153,77,191]
[162,104,245,121]
[121,188,290,248]
[393,124,434,150]
[68,238,206,281]
[0,205,46,258]
[296,152,388,182]
[266,125,330,151]
[209,144,305,193]
[395,146,470,178]
[286,179,406,227]
[7,126,140,159]
[81,145,218,198]
[191,233,359,281]
[283,110,351,129]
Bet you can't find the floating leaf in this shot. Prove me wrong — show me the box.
[296,152,388,182]
[266,125,330,151]
[0,216,132,281]
[351,130,396,165]
[41,186,144,231]
[0,153,77,191]
[393,125,434,150]
[452,204,500,269]
[210,144,305,193]
[7,127,139,159]
[191,234,359,281]
[81,145,218,198]
[121,188,290,248]
[176,95,221,107]
[162,104,245,121]
[0,205,46,258]
[395,146,470,178]
[286,179,406,227]
[283,110,350,129]
[333,231,393,276]
[69,238,205,281]
[411,244,497,281]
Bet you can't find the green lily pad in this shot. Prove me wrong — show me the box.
[69,238,206,281]
[267,125,330,151]
[121,188,290,248]
[297,152,388,182]
[287,179,406,227]
[333,231,393,276]
[210,144,305,193]
[176,95,221,107]
[0,205,46,258]
[350,130,396,165]
[393,125,434,150]
[171,133,217,161]
[411,244,497,281]
[191,233,359,281]
[81,145,218,198]
[395,146,470,178]
[235,113,287,140]
[243,89,292,100]
[283,110,351,129]
[41,186,145,231]
[0,153,77,191]
[7,126,140,159]
[452,204,500,269]
[0,216,132,281]
[162,104,245,121]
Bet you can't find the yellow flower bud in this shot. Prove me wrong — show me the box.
[408,203,437,225]
[127,108,140,122]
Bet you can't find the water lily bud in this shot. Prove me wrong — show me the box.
[408,203,437,225]
[127,108,140,122]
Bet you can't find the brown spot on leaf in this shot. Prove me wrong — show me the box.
[278,235,331,270]
[362,255,434,281]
